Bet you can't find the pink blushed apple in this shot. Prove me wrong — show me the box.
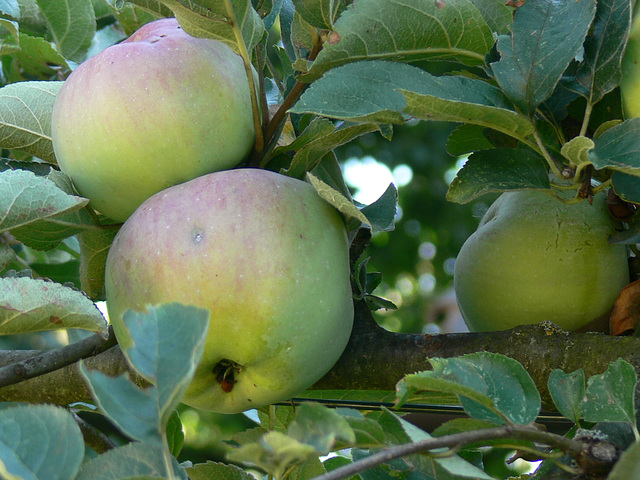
[105,169,355,413]
[51,18,255,222]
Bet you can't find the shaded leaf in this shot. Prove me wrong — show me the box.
[75,442,186,480]
[359,183,397,234]
[0,276,106,334]
[82,303,209,443]
[78,222,119,300]
[548,369,586,424]
[292,0,346,30]
[226,430,319,479]
[0,404,84,480]
[575,0,632,103]
[607,440,640,480]
[612,170,640,204]
[287,403,356,454]
[186,461,255,480]
[301,0,494,81]
[446,148,550,204]
[491,0,597,115]
[589,117,640,174]
[446,124,494,156]
[37,0,96,62]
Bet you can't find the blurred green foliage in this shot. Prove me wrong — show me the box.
[336,121,491,334]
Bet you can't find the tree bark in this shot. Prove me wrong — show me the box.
[1,298,639,411]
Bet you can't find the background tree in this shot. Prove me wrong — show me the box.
[0,0,639,479]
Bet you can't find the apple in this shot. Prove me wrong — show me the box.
[454,189,629,332]
[622,9,640,118]
[104,168,354,413]
[51,17,255,222]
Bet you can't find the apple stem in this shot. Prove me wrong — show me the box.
[223,0,265,154]
[257,34,324,168]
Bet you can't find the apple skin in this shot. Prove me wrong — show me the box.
[622,10,640,118]
[51,18,255,222]
[104,168,354,413]
[454,190,629,333]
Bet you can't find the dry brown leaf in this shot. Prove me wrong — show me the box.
[609,279,640,335]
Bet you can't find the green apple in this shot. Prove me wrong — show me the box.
[51,17,255,222]
[621,8,640,117]
[105,168,354,413]
[454,190,629,332]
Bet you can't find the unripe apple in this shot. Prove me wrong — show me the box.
[454,190,629,332]
[105,169,354,413]
[51,17,255,222]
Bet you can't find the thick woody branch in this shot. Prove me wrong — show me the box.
[0,300,639,410]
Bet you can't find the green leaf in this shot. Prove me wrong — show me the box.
[0,19,20,56]
[0,404,84,480]
[78,223,119,300]
[186,461,255,480]
[287,403,356,454]
[561,135,595,180]
[589,117,640,174]
[75,442,186,480]
[82,303,209,443]
[257,404,296,433]
[339,409,386,448]
[0,243,16,271]
[310,152,354,202]
[166,410,184,457]
[37,0,96,62]
[11,33,70,80]
[130,0,265,53]
[583,358,638,425]
[397,352,541,425]
[292,0,346,30]
[365,409,494,479]
[359,183,397,234]
[306,172,370,227]
[468,0,511,35]
[491,0,597,115]
[12,169,95,251]
[226,430,319,479]
[548,369,585,425]
[301,0,494,82]
[0,81,62,164]
[0,0,20,18]
[446,124,494,156]
[575,0,632,104]
[446,148,550,204]
[612,170,640,204]
[284,122,383,178]
[292,61,535,141]
[0,276,106,334]
[607,440,640,480]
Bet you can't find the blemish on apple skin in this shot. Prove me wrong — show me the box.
[192,227,204,244]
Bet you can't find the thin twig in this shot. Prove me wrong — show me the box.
[0,326,117,388]
[310,424,587,480]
